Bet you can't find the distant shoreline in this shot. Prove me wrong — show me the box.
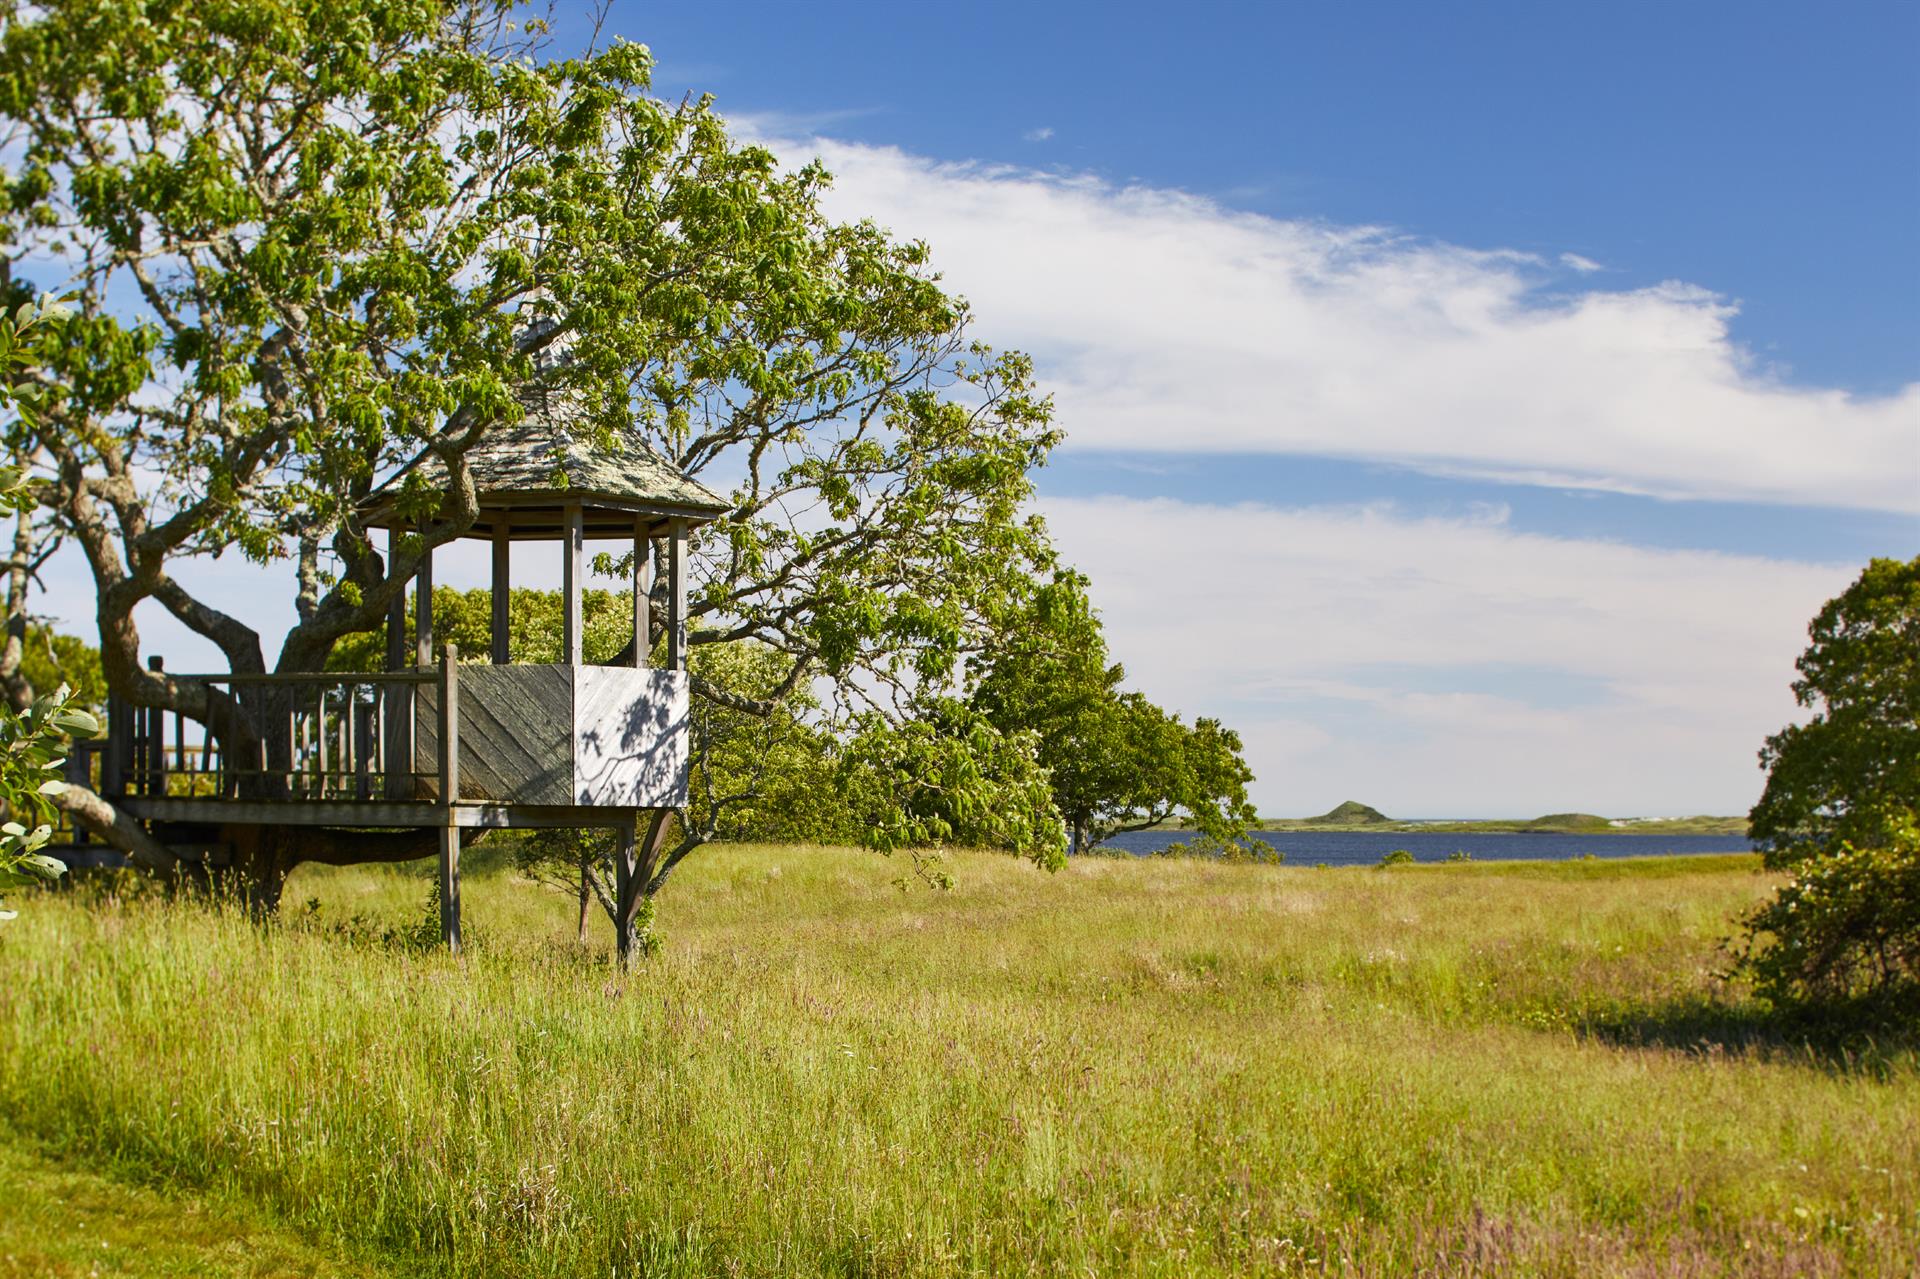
[1159,814,1749,836]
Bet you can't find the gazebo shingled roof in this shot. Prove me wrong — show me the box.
[361,400,729,540]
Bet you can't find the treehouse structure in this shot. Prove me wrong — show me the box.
[86,411,729,955]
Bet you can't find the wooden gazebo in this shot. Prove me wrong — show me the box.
[98,408,729,955]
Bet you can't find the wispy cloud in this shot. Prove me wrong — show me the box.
[1023,126,1055,142]
[1559,252,1603,273]
[748,135,1917,514]
[1043,494,1855,815]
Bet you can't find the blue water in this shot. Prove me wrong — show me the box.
[1097,829,1753,867]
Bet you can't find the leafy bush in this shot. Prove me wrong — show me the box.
[1377,849,1416,868]
[0,685,100,920]
[1733,817,1920,1017]
[1152,835,1282,864]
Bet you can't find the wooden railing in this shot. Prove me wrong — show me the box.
[104,658,452,805]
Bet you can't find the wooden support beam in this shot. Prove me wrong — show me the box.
[103,690,126,797]
[385,528,408,797]
[490,522,511,665]
[631,518,650,670]
[667,519,688,672]
[438,825,462,953]
[414,521,434,668]
[438,642,459,805]
[386,527,407,673]
[562,503,584,665]
[146,655,165,795]
[438,643,461,953]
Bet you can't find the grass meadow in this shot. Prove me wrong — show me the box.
[1,845,1914,1277]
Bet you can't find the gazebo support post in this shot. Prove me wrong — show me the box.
[437,642,461,952]
[631,517,650,669]
[562,503,584,665]
[384,528,408,798]
[414,521,434,668]
[667,519,687,672]
[490,521,511,665]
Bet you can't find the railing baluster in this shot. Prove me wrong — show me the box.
[316,688,328,798]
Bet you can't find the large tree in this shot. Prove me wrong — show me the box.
[0,0,1062,902]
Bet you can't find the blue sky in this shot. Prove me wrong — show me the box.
[50,2,1913,819]
[558,1,1915,817]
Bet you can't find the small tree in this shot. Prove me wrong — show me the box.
[1736,557,1920,1016]
[1748,556,1920,866]
[971,573,1256,855]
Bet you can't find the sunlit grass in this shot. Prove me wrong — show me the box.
[0,846,1913,1276]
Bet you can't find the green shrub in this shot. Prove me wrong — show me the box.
[1377,849,1416,868]
[1447,850,1473,863]
[1734,816,1920,1018]
[1154,835,1283,864]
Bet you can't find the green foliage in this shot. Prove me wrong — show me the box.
[1734,819,1920,1019]
[1735,558,1920,1017]
[1377,849,1416,868]
[1749,556,1920,866]
[5,0,1069,896]
[1153,834,1282,864]
[970,573,1256,854]
[327,586,638,671]
[15,626,105,710]
[1446,850,1474,863]
[684,641,850,846]
[0,684,99,919]
[837,700,1064,879]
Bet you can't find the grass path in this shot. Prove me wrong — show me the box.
[0,846,1913,1276]
[0,1135,382,1277]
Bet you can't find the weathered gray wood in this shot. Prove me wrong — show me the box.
[631,517,650,670]
[438,644,459,809]
[415,521,434,667]
[117,797,445,826]
[437,665,573,804]
[103,691,126,796]
[114,795,678,829]
[434,647,462,950]
[491,524,511,664]
[667,519,687,671]
[386,528,406,673]
[573,667,690,807]
[146,656,165,794]
[562,502,584,665]
[438,823,461,953]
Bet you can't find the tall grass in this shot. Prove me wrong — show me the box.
[1,846,1914,1276]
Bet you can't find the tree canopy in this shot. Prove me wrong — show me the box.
[1748,555,1920,867]
[1736,556,1920,1020]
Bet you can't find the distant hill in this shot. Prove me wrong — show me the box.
[1524,813,1611,832]
[1313,801,1391,825]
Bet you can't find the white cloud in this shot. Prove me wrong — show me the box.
[1560,252,1603,273]
[1043,494,1856,816]
[1023,126,1055,142]
[767,136,1918,514]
